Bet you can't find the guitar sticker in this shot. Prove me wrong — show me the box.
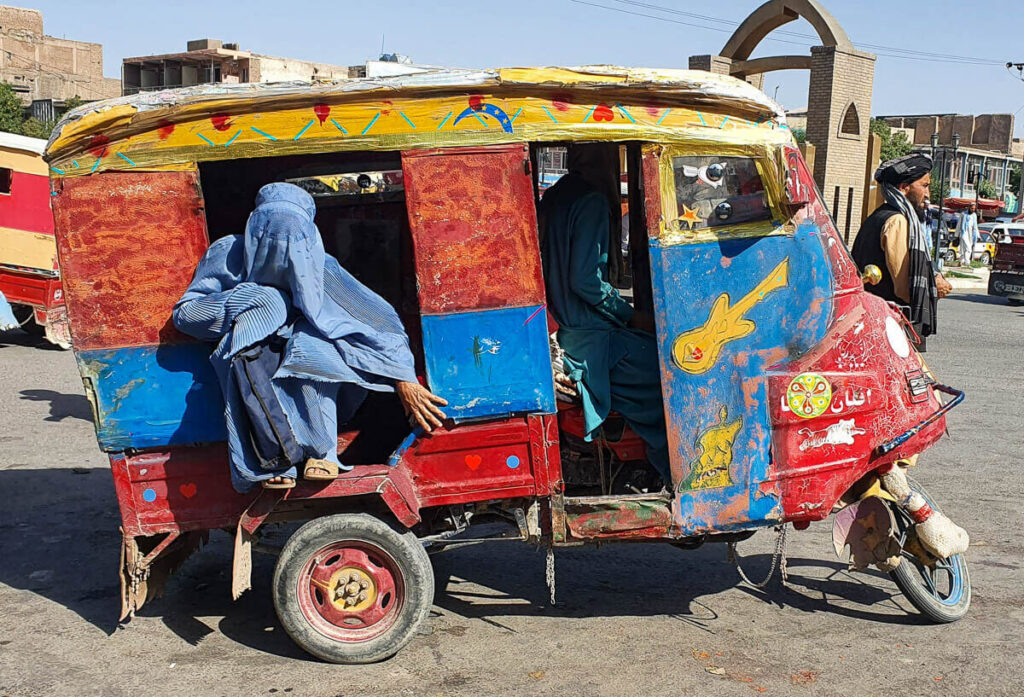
[671,257,789,374]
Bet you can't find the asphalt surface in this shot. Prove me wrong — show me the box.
[1,292,1022,697]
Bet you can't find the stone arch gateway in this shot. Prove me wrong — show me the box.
[690,0,876,241]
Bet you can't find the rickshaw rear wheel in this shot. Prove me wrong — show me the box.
[272,512,434,664]
[887,476,971,623]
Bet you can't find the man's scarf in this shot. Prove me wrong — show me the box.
[881,182,938,337]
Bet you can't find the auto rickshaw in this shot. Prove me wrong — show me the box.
[44,66,969,664]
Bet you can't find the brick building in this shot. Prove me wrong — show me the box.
[122,39,357,95]
[0,4,120,106]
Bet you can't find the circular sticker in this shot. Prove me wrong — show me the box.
[885,316,910,358]
[786,373,833,419]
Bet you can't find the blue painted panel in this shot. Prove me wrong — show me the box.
[76,343,226,451]
[649,223,833,534]
[421,305,556,421]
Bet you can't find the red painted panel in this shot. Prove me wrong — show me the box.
[112,418,544,536]
[402,144,545,313]
[51,171,210,350]
[766,292,948,523]
[0,171,53,234]
[0,269,60,309]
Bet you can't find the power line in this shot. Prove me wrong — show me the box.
[571,0,1006,66]
[610,0,1004,64]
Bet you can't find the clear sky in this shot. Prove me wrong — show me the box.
[23,0,1024,135]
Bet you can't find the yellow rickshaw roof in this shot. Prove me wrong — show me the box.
[44,66,791,173]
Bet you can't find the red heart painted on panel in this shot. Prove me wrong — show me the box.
[464,455,482,470]
[179,482,197,499]
[156,120,175,140]
[468,95,484,111]
[313,103,330,125]
[87,134,109,158]
[210,113,232,131]
[593,104,614,122]
[645,106,660,117]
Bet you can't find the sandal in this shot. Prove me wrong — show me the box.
[303,458,339,481]
[262,476,296,489]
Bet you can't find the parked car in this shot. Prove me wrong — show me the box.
[944,228,997,265]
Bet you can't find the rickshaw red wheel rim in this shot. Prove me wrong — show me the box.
[296,540,404,643]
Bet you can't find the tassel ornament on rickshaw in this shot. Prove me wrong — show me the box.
[878,462,969,560]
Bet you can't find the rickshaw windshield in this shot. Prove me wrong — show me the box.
[670,155,771,230]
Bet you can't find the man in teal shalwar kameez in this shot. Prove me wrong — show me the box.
[540,144,670,483]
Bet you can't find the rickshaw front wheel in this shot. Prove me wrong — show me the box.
[273,512,434,663]
[887,476,971,623]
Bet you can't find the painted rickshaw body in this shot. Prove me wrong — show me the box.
[44,66,964,662]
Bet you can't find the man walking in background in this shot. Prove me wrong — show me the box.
[957,203,979,266]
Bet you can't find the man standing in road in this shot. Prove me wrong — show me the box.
[852,153,952,351]
[957,202,979,266]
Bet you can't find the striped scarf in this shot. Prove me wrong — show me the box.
[881,182,938,337]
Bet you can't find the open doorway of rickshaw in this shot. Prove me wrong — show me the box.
[196,150,421,465]
[529,141,675,538]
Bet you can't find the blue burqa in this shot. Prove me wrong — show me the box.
[173,183,417,491]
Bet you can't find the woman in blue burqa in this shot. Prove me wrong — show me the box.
[174,182,446,491]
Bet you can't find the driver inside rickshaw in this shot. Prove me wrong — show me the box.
[540,143,670,485]
[174,182,447,492]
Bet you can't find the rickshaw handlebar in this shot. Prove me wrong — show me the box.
[874,384,964,457]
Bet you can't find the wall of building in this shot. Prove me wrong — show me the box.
[249,55,350,83]
[0,4,120,103]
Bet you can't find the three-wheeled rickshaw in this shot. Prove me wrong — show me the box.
[44,66,969,663]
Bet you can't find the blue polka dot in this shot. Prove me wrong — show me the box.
[506,455,520,469]
[142,488,157,503]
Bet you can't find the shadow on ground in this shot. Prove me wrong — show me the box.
[19,389,93,422]
[0,467,927,661]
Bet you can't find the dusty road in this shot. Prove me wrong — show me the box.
[1,292,1022,697]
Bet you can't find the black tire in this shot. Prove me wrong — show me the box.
[272,513,434,664]
[10,304,44,337]
[943,249,955,264]
[888,476,971,623]
[1008,298,1024,306]
[981,251,991,266]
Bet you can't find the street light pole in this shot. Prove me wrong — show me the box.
[931,133,942,265]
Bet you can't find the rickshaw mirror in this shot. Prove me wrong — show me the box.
[861,264,883,286]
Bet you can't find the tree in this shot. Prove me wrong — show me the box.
[790,127,806,145]
[1010,164,1021,193]
[0,82,25,134]
[977,178,998,199]
[869,118,914,163]
[20,117,54,139]
[930,176,950,204]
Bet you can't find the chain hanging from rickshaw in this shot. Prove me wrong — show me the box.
[727,524,789,589]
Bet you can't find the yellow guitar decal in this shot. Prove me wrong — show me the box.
[671,257,789,374]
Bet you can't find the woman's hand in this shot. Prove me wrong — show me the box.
[396,381,448,432]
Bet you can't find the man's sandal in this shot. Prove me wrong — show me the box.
[303,458,339,481]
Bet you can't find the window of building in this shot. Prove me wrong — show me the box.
[0,167,12,195]
[832,185,840,220]
[840,103,860,136]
